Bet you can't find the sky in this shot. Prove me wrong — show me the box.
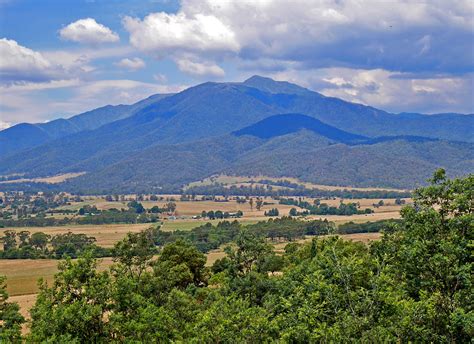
[0,0,473,128]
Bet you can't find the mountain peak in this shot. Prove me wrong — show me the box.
[244,75,275,83]
[242,75,312,95]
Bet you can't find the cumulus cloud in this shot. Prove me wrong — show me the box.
[114,57,146,71]
[60,18,119,44]
[0,38,63,83]
[123,12,238,56]
[123,0,473,75]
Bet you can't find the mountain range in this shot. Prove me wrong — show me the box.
[0,76,472,192]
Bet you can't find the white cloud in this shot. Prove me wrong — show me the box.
[60,18,119,44]
[175,58,224,77]
[0,38,63,83]
[123,12,238,56]
[123,9,238,76]
[114,57,146,71]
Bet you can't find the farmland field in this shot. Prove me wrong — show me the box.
[1,195,406,247]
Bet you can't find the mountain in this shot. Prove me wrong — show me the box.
[0,93,172,157]
[0,76,472,192]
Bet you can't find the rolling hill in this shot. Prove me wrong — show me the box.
[0,76,472,192]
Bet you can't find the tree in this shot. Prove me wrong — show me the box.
[165,202,177,214]
[150,205,162,214]
[17,230,30,247]
[0,276,25,342]
[113,229,156,281]
[128,200,145,214]
[372,169,473,342]
[225,230,273,276]
[30,232,49,251]
[256,198,264,211]
[395,198,405,205]
[289,208,298,217]
[29,254,112,342]
[264,208,279,217]
[155,239,208,288]
[1,231,17,251]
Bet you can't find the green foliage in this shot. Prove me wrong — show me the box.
[0,276,25,342]
[29,254,112,342]
[264,207,279,216]
[153,217,335,253]
[0,231,109,259]
[279,197,373,215]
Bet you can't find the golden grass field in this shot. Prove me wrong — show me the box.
[0,172,86,184]
[14,223,153,247]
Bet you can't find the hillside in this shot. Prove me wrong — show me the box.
[0,76,472,192]
[0,93,171,158]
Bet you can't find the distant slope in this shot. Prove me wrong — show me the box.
[0,93,171,157]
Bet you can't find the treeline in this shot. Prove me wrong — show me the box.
[338,219,402,234]
[2,170,470,342]
[186,183,411,199]
[0,230,110,259]
[153,217,336,253]
[0,201,166,228]
[200,210,243,219]
[281,198,373,215]
[0,210,160,228]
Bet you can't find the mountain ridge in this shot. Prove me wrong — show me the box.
[0,76,472,192]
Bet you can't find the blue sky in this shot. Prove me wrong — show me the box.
[0,0,473,128]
